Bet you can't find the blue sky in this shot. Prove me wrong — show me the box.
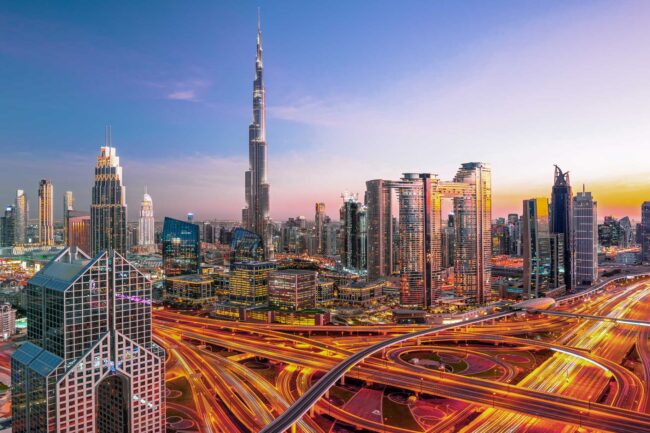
[2,1,650,221]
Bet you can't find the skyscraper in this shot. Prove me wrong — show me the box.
[38,179,54,245]
[642,202,650,263]
[340,193,367,271]
[242,13,273,259]
[550,165,575,290]
[574,189,598,286]
[138,188,155,247]
[14,189,28,245]
[91,128,127,255]
[365,163,492,307]
[11,248,165,433]
[63,191,74,245]
[315,202,326,254]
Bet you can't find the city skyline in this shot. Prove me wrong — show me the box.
[2,1,650,221]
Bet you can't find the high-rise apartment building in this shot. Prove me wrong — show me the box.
[38,179,54,245]
[11,248,165,433]
[91,129,127,255]
[642,202,650,262]
[452,163,492,305]
[63,191,74,244]
[574,190,598,286]
[365,163,492,307]
[315,202,326,254]
[138,189,155,247]
[550,166,574,290]
[268,269,317,311]
[242,15,273,259]
[15,189,28,245]
[366,179,396,281]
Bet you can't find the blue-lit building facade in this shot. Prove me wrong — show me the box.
[162,217,201,278]
[230,227,264,262]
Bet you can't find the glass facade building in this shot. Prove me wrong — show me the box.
[550,166,575,290]
[523,198,565,297]
[162,217,200,277]
[0,205,16,247]
[230,227,264,262]
[11,248,165,433]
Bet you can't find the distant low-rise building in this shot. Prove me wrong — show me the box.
[337,280,387,306]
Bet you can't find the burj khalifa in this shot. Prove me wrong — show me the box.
[243,13,273,258]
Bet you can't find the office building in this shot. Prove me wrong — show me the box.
[642,202,650,262]
[0,303,16,340]
[523,198,565,298]
[315,202,326,254]
[574,190,598,286]
[268,269,317,311]
[91,129,127,255]
[38,179,54,245]
[162,217,200,277]
[229,261,276,306]
[550,166,574,290]
[67,211,91,254]
[11,248,165,433]
[242,15,273,259]
[0,205,16,247]
[138,189,155,247]
[15,189,28,245]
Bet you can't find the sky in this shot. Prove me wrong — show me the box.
[1,0,650,222]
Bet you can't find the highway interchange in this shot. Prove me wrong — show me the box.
[155,273,650,433]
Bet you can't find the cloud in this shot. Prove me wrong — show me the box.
[167,90,198,101]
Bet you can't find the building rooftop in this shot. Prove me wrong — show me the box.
[166,274,213,283]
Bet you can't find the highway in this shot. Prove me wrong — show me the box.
[150,272,650,433]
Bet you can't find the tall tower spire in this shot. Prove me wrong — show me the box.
[243,11,273,259]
